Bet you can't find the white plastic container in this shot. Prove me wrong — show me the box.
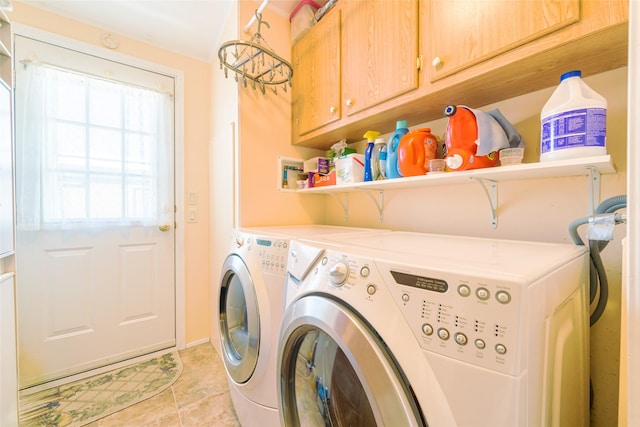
[540,70,607,162]
[290,0,321,43]
[336,154,365,185]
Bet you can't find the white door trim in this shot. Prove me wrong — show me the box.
[12,23,186,350]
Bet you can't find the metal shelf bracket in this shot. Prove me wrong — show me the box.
[473,178,498,228]
[327,192,349,220]
[357,189,385,223]
[587,166,601,215]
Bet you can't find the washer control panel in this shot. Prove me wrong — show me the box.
[302,252,381,303]
[247,236,289,275]
[377,261,523,376]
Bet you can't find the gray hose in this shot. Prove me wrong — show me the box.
[567,195,626,326]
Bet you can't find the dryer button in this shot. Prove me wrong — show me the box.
[422,323,433,336]
[457,284,471,297]
[476,287,490,301]
[360,266,370,278]
[437,328,450,341]
[454,333,468,346]
[495,344,507,355]
[401,293,410,303]
[496,290,511,304]
[366,284,377,295]
[474,339,486,350]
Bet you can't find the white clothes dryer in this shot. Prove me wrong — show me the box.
[278,232,590,426]
[217,225,387,427]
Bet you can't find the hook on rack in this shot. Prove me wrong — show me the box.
[218,7,293,95]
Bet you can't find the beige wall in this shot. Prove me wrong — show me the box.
[325,67,628,425]
[236,2,326,228]
[208,0,327,356]
[209,2,238,358]
[9,3,213,345]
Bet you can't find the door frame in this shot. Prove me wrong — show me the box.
[12,23,186,350]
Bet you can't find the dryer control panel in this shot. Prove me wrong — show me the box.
[250,236,290,275]
[376,261,524,376]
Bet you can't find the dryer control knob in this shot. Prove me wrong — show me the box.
[235,236,244,247]
[329,262,350,286]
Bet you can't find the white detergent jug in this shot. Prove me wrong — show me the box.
[540,70,607,162]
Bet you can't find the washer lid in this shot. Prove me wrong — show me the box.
[323,231,588,281]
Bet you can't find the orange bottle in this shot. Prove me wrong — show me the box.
[398,128,438,176]
[443,105,499,171]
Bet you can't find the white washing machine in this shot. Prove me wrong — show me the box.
[217,225,388,426]
[278,232,590,426]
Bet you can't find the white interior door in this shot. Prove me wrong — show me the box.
[14,35,176,389]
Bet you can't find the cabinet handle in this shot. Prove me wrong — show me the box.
[432,56,443,68]
[345,98,354,107]
[329,106,336,114]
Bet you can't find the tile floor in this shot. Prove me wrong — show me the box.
[87,342,240,427]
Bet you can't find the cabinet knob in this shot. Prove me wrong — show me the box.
[329,106,336,114]
[432,56,443,68]
[345,98,354,107]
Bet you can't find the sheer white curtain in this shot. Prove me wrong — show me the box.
[16,62,173,230]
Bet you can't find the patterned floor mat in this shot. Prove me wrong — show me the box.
[18,351,183,427]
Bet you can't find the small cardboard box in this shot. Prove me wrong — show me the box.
[304,157,331,174]
[335,154,365,185]
[309,170,336,187]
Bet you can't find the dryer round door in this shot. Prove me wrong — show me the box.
[219,254,260,384]
[278,295,426,427]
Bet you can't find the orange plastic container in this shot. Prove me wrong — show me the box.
[397,128,438,176]
[443,105,499,171]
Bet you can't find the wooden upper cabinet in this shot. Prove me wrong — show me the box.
[292,9,341,136]
[341,0,419,116]
[292,0,626,149]
[428,0,580,81]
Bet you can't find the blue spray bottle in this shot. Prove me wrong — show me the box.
[386,120,409,179]
[363,130,381,182]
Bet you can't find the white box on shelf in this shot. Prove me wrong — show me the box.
[335,154,365,185]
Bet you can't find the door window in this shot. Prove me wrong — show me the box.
[219,254,260,383]
[291,329,377,426]
[16,62,173,229]
[279,295,426,426]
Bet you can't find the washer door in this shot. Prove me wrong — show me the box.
[278,295,426,426]
[219,254,260,384]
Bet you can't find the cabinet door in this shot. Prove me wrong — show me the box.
[341,0,418,116]
[429,0,580,81]
[292,9,341,136]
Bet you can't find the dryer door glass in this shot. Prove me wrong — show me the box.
[219,255,260,383]
[279,295,425,426]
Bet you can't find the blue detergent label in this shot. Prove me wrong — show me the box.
[541,107,606,154]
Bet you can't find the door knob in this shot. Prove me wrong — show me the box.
[159,224,170,232]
